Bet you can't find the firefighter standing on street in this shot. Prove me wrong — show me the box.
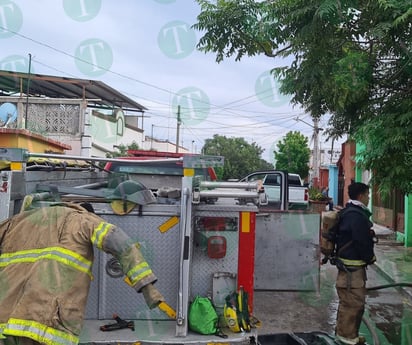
[0,181,164,345]
[335,182,376,345]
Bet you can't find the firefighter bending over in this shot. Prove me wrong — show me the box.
[0,181,164,345]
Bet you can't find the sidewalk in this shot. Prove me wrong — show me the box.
[372,223,412,299]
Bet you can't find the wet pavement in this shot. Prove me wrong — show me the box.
[253,224,412,345]
[364,227,412,345]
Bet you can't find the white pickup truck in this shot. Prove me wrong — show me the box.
[240,171,309,210]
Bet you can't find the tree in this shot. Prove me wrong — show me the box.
[193,0,412,193]
[274,131,311,179]
[202,134,273,180]
[106,141,140,158]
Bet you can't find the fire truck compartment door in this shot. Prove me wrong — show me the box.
[254,212,320,291]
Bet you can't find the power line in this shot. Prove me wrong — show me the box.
[1,24,329,156]
[1,25,303,124]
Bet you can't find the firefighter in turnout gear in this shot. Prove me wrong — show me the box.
[0,181,164,345]
[335,182,376,345]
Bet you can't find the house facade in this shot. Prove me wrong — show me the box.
[326,139,411,247]
[0,71,186,156]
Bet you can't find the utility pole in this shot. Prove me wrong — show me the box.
[24,53,32,129]
[295,116,323,186]
[135,112,149,147]
[176,105,181,153]
[312,117,320,182]
[151,124,154,150]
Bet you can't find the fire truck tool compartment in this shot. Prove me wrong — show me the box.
[0,149,322,345]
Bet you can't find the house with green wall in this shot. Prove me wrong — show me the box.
[327,140,411,247]
[354,143,412,247]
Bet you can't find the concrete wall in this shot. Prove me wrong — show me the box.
[1,98,188,158]
[89,109,187,157]
[0,128,70,153]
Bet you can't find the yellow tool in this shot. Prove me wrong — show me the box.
[158,301,177,319]
[237,287,251,332]
[123,277,176,319]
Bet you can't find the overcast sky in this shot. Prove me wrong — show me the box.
[0,0,339,162]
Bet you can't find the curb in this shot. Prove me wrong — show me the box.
[371,244,412,300]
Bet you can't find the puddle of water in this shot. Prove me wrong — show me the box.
[366,304,405,344]
[375,322,402,345]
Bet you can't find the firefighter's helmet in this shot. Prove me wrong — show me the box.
[107,180,156,215]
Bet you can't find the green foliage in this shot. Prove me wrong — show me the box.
[106,141,140,158]
[274,131,311,179]
[354,101,412,195]
[202,134,272,180]
[194,0,412,193]
[193,0,280,62]
[127,141,140,150]
[308,187,328,201]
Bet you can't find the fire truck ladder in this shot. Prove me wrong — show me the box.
[175,155,225,337]
[175,174,193,336]
[193,180,268,205]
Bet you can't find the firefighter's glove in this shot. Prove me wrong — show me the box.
[369,229,378,244]
[368,255,377,265]
[142,283,165,309]
[20,195,33,213]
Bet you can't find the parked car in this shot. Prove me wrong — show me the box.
[240,171,309,210]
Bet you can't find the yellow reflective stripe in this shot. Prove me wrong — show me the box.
[0,247,92,276]
[4,318,78,345]
[338,257,366,266]
[127,262,153,285]
[91,222,112,249]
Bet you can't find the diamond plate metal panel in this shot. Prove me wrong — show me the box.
[254,212,320,291]
[190,211,240,300]
[86,204,180,319]
[84,203,249,320]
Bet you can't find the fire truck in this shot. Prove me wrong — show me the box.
[0,147,326,345]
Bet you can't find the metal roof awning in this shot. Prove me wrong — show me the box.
[0,70,147,113]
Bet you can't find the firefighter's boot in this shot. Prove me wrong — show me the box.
[356,337,366,345]
[336,335,367,345]
[142,283,165,309]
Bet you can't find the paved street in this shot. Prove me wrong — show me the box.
[253,263,337,336]
[253,243,412,344]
